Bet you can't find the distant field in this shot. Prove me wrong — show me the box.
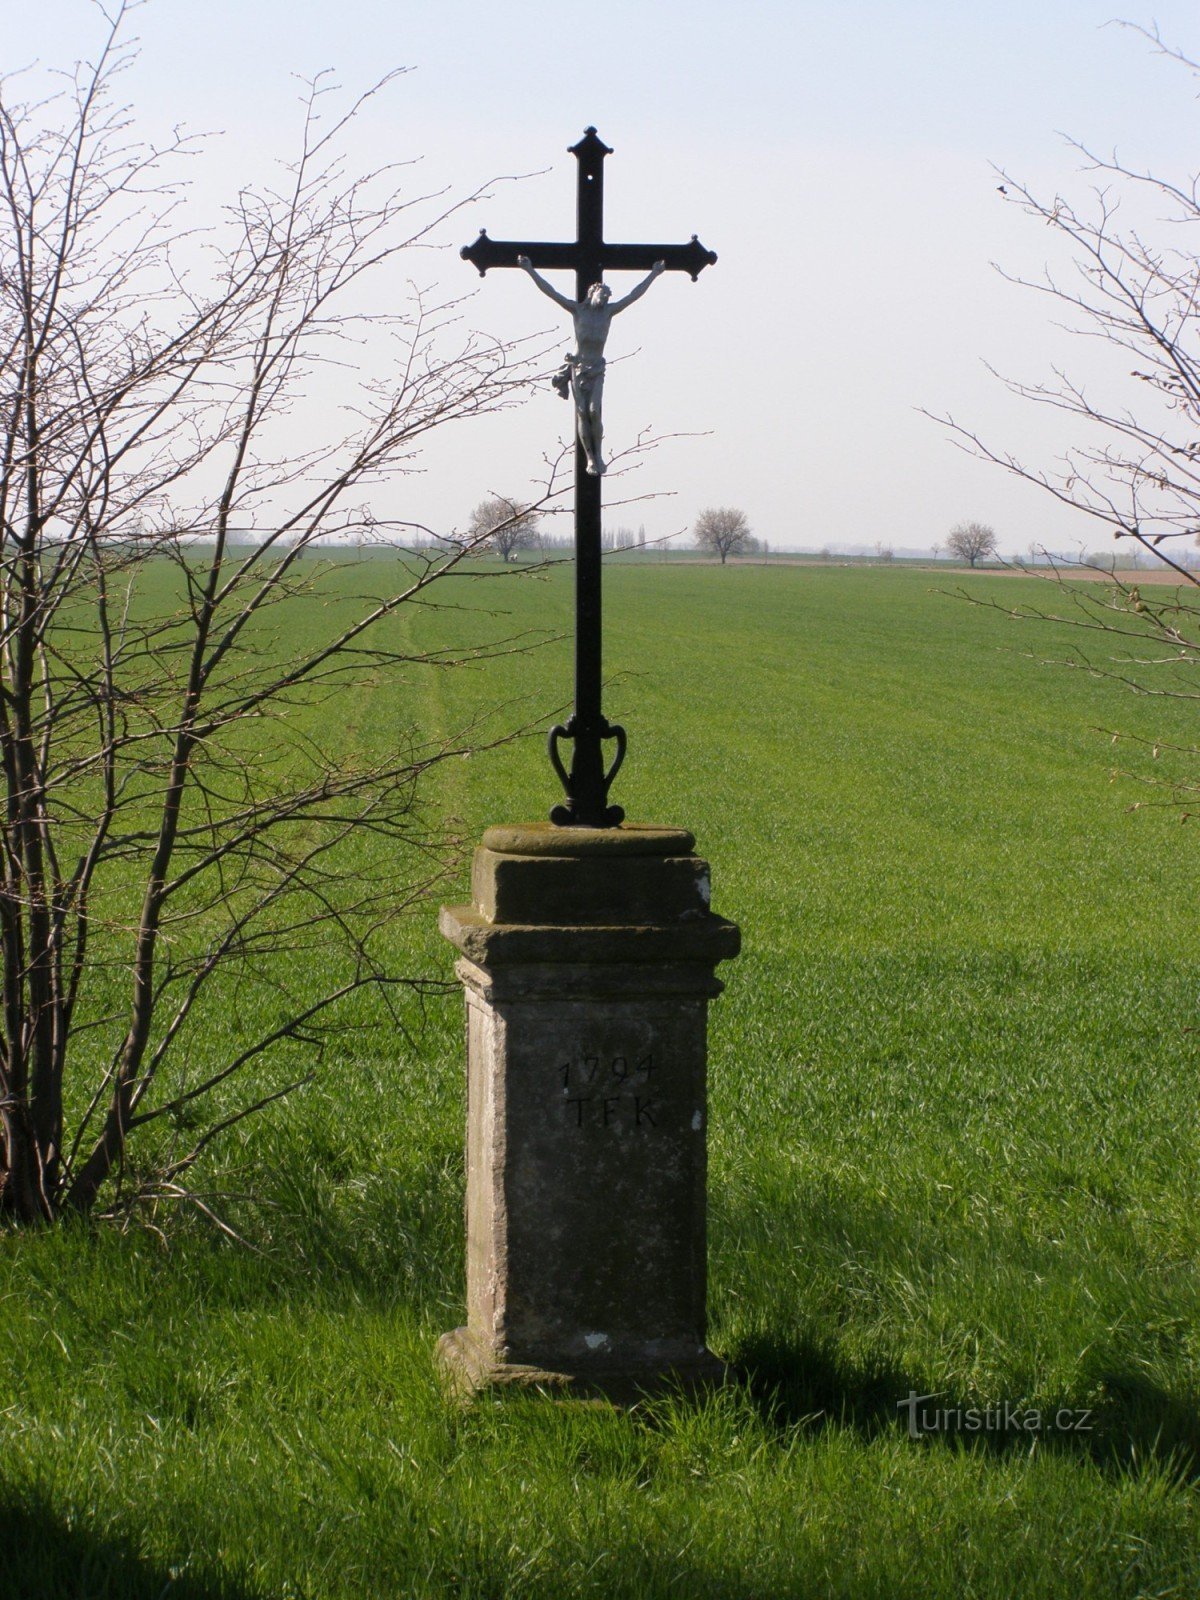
[2,561,1197,1599]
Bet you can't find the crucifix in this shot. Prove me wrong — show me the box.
[462,127,717,827]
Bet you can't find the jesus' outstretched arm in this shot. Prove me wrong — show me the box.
[607,260,666,315]
[516,255,577,312]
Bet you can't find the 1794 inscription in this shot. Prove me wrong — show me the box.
[560,1052,658,1130]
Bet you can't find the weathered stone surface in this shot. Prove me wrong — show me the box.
[436,1326,727,1405]
[437,823,739,1402]
[438,906,739,971]
[481,822,695,858]
[472,848,711,926]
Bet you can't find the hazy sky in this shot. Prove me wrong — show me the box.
[6,1,1200,554]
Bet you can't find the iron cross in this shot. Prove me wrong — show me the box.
[462,127,717,827]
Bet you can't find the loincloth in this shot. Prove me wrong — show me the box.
[552,353,605,400]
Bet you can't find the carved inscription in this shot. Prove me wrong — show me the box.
[559,1053,658,1130]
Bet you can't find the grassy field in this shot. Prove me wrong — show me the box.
[2,560,1198,1598]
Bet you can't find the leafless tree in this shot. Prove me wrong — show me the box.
[941,23,1200,817]
[694,506,751,565]
[946,522,999,567]
[0,9,543,1224]
[465,495,541,562]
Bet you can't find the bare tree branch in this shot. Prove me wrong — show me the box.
[0,13,548,1224]
[924,31,1200,825]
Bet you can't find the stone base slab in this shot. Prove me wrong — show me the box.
[438,822,739,1408]
[436,1326,731,1406]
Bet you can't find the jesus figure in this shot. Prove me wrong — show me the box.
[516,255,666,475]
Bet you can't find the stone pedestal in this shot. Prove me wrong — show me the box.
[437,823,740,1402]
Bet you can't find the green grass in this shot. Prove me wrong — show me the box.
[2,561,1198,1597]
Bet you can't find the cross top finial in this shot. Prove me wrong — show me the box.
[569,127,613,164]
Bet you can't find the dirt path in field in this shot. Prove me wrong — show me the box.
[695,556,1198,584]
[966,563,1195,585]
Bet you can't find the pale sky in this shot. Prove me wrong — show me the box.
[6,1,1200,555]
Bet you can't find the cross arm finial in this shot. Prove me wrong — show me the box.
[601,236,717,282]
[460,231,582,277]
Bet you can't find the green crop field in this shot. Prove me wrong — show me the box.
[2,559,1197,1598]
